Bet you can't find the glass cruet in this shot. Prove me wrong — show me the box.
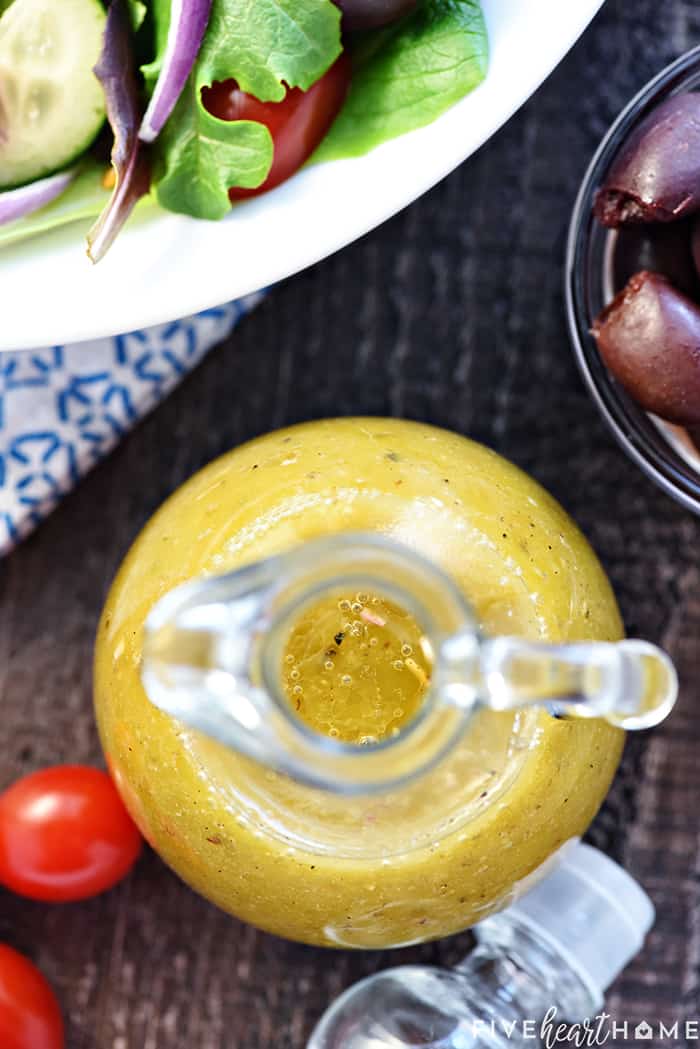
[141,533,677,795]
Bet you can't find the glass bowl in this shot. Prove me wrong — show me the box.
[566,46,700,515]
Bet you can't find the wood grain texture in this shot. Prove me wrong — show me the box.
[2,1,700,1044]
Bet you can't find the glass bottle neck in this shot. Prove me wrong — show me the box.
[463,912,601,1035]
[141,533,677,793]
[309,922,600,1049]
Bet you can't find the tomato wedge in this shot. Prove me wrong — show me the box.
[202,54,351,200]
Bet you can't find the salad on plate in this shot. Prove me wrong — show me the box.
[0,0,488,260]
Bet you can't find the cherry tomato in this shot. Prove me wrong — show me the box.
[0,944,64,1049]
[0,766,142,902]
[202,53,351,200]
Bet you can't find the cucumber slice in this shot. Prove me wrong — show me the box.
[0,0,106,189]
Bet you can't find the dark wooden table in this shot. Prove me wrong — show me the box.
[3,1,700,1045]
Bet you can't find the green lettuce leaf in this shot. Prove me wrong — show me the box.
[313,0,488,163]
[197,0,342,103]
[154,84,273,219]
[151,0,342,219]
[140,0,169,90]
[126,0,147,31]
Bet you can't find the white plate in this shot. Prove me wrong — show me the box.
[0,0,604,351]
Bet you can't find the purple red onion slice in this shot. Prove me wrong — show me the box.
[0,169,75,227]
[138,0,212,143]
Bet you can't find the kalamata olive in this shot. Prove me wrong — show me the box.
[595,93,700,227]
[690,214,700,280]
[333,0,417,31]
[612,220,699,299]
[592,270,700,424]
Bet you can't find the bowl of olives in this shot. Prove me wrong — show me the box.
[566,46,700,514]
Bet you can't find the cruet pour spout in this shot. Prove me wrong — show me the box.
[439,632,678,730]
[141,534,677,793]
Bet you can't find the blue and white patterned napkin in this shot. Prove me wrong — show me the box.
[0,293,264,556]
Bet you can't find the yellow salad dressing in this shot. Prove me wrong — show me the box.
[95,419,624,948]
